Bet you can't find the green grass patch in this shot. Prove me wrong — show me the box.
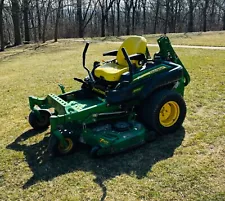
[88,31,225,47]
[0,39,224,200]
[144,31,225,46]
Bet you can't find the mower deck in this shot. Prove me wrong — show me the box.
[83,121,149,156]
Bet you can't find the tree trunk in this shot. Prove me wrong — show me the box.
[54,0,62,42]
[42,0,51,43]
[116,0,120,36]
[210,0,215,28]
[99,1,105,37]
[111,3,115,35]
[177,0,182,32]
[82,0,97,36]
[29,10,37,42]
[125,0,132,35]
[101,11,105,37]
[203,0,209,32]
[126,8,130,35]
[132,7,135,34]
[11,0,21,46]
[23,0,30,42]
[188,0,194,32]
[98,0,116,37]
[132,0,138,34]
[36,0,41,40]
[77,0,83,38]
[164,0,169,34]
[143,1,146,34]
[105,10,109,34]
[42,20,47,43]
[0,0,4,51]
[169,0,175,33]
[153,0,159,34]
[223,10,225,30]
[173,0,178,33]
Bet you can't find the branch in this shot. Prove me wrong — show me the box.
[83,1,98,29]
[83,0,92,21]
[215,0,225,11]
[105,0,116,13]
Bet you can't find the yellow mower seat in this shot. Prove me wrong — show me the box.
[94,36,147,82]
[95,63,128,82]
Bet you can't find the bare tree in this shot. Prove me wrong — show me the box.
[110,1,115,35]
[116,0,121,36]
[153,0,160,34]
[216,0,225,30]
[29,2,37,42]
[54,0,63,42]
[203,0,210,31]
[1,0,225,45]
[77,0,97,38]
[23,0,30,42]
[42,0,52,43]
[131,0,139,34]
[164,0,169,33]
[11,0,21,46]
[124,0,133,35]
[188,0,194,32]
[98,0,116,37]
[77,0,82,37]
[36,0,42,41]
[0,0,4,51]
[209,0,216,28]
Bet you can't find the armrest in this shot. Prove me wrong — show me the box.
[103,50,118,56]
[129,53,146,60]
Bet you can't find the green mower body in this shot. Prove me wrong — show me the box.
[28,35,190,157]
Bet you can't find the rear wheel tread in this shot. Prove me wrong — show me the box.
[141,90,186,134]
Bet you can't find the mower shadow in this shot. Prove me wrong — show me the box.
[7,127,185,200]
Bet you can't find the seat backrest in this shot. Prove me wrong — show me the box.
[116,36,147,67]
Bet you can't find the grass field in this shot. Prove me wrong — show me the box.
[89,31,225,47]
[145,31,225,46]
[0,35,225,200]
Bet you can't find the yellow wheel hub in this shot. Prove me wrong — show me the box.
[58,138,73,154]
[159,101,180,127]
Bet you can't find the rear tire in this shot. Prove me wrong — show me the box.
[141,90,186,134]
[28,110,51,130]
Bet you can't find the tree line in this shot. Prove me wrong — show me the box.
[0,0,225,51]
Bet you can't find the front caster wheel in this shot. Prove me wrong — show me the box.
[48,131,78,157]
[28,109,51,130]
[90,146,101,158]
